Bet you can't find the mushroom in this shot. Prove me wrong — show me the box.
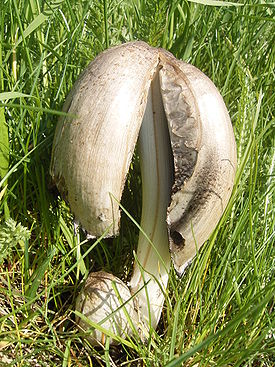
[50,41,237,345]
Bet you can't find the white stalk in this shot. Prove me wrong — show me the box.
[129,72,174,330]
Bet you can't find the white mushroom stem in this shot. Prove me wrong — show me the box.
[129,72,174,330]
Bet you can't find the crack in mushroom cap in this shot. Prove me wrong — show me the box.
[160,57,237,274]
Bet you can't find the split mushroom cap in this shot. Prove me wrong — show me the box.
[50,41,237,344]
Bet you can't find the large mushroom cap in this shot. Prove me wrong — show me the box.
[50,41,237,276]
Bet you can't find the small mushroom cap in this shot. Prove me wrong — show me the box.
[75,271,138,346]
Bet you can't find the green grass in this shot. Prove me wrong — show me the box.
[0,0,274,366]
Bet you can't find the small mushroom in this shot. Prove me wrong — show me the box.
[51,41,237,345]
[75,271,138,345]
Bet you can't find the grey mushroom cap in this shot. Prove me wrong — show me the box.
[50,42,159,238]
